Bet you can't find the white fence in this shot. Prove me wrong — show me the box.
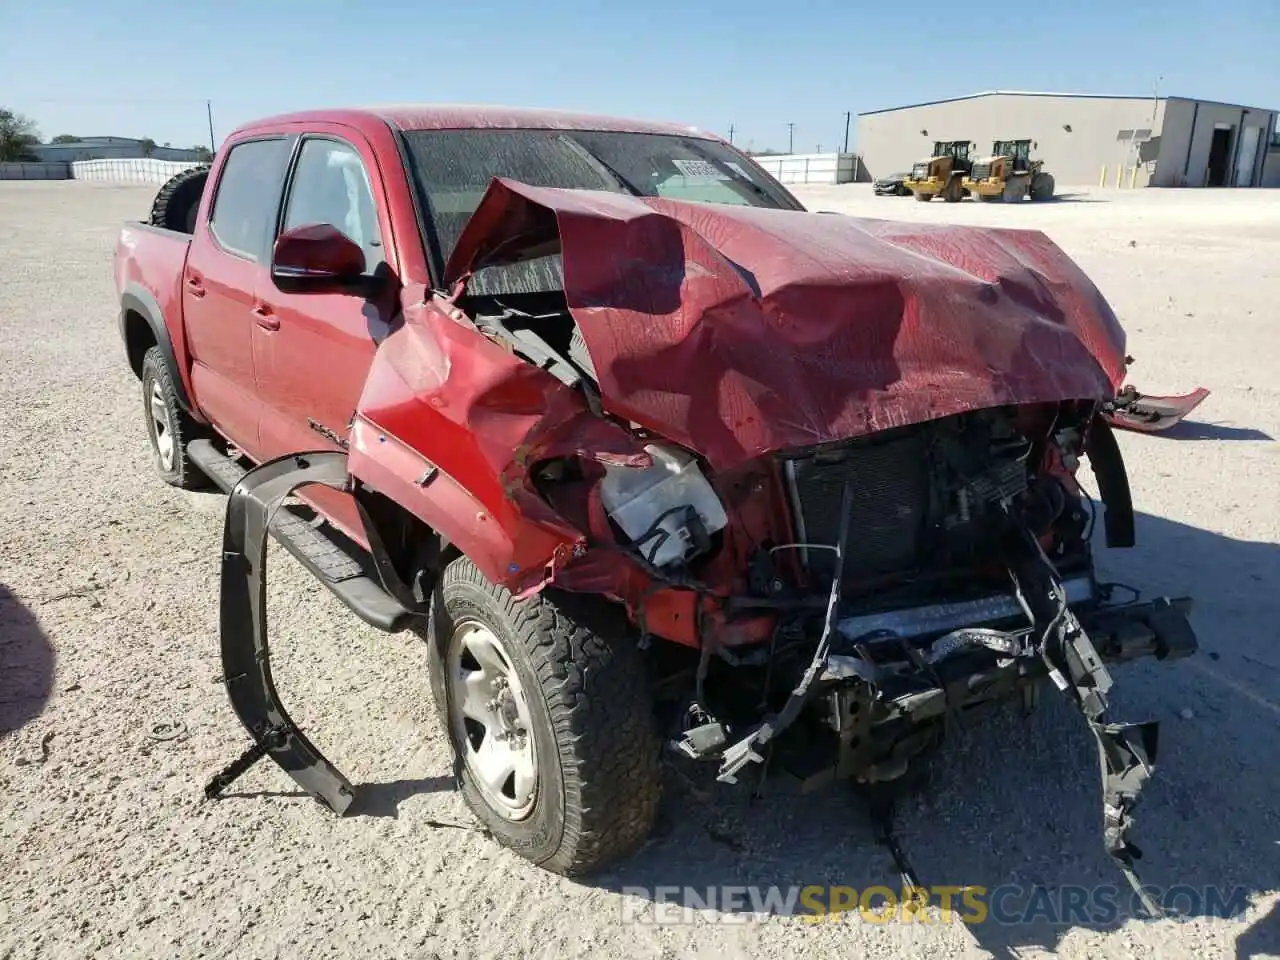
[71,158,203,183]
[0,158,203,184]
[752,152,860,185]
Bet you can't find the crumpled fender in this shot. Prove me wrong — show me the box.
[347,291,650,598]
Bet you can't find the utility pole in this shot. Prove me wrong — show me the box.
[843,111,851,153]
[728,122,735,145]
[787,122,794,154]
[206,100,216,153]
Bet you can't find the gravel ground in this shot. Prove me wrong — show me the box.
[1,180,1277,960]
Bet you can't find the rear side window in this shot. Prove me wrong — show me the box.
[208,137,294,261]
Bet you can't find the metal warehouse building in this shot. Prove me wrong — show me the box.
[856,91,1279,188]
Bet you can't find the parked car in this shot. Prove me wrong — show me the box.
[113,105,1195,906]
[873,171,912,195]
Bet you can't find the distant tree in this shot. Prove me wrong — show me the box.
[139,137,156,157]
[0,107,41,161]
[191,145,213,162]
[51,134,80,144]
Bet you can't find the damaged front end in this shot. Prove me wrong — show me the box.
[207,178,1197,906]
[648,404,1195,912]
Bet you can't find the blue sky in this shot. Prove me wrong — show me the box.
[4,0,1277,152]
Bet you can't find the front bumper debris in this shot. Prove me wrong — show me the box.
[688,512,1195,916]
[206,456,1195,915]
[1103,385,1210,433]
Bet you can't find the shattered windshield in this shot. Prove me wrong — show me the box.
[399,128,800,285]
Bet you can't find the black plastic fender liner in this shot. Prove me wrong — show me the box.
[217,450,358,815]
[1084,414,1136,549]
[120,285,200,417]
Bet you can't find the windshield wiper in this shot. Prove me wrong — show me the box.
[683,140,777,205]
[556,134,643,196]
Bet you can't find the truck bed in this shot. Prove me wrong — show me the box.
[114,221,190,319]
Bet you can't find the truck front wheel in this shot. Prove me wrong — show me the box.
[140,346,208,489]
[427,556,661,875]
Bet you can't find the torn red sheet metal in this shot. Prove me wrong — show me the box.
[446,179,1130,472]
[1104,386,1211,433]
[347,293,644,595]
[349,182,1147,634]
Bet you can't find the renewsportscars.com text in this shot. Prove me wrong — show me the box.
[618,883,1251,925]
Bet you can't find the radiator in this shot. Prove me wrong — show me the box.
[782,434,930,584]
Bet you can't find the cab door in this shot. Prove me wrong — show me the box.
[182,134,295,456]
[252,128,400,540]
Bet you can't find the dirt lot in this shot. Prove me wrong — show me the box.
[1,180,1277,960]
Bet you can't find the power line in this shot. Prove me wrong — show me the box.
[17,97,214,106]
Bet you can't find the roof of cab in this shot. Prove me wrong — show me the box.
[234,104,718,140]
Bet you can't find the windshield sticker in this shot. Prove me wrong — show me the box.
[672,159,731,180]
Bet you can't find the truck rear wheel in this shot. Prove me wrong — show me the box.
[426,557,661,875]
[140,347,209,489]
[149,165,210,233]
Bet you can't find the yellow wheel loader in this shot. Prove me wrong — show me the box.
[902,140,974,203]
[963,139,1055,201]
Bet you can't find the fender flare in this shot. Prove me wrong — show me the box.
[119,283,197,416]
[1084,414,1136,549]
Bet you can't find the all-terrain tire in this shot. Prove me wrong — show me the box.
[1002,174,1029,202]
[1030,172,1055,201]
[426,556,661,875]
[149,165,210,233]
[943,177,963,203]
[140,346,209,489]
[913,190,932,202]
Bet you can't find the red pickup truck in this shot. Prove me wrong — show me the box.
[113,104,1195,903]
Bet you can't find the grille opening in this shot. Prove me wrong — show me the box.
[783,431,930,586]
[779,409,1041,596]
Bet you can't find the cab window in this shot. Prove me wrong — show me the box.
[281,138,385,272]
[207,137,294,261]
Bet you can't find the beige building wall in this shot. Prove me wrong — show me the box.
[856,93,1167,187]
[857,92,1278,189]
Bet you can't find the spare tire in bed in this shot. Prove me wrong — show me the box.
[149,165,210,233]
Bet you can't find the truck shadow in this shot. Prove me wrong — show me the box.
[210,776,453,818]
[1157,420,1273,442]
[0,585,56,737]
[578,511,1279,958]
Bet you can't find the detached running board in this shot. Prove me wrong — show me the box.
[195,446,418,814]
[188,439,414,632]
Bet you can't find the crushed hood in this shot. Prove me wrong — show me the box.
[445,180,1128,472]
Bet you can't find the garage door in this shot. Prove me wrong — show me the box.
[1235,126,1262,186]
